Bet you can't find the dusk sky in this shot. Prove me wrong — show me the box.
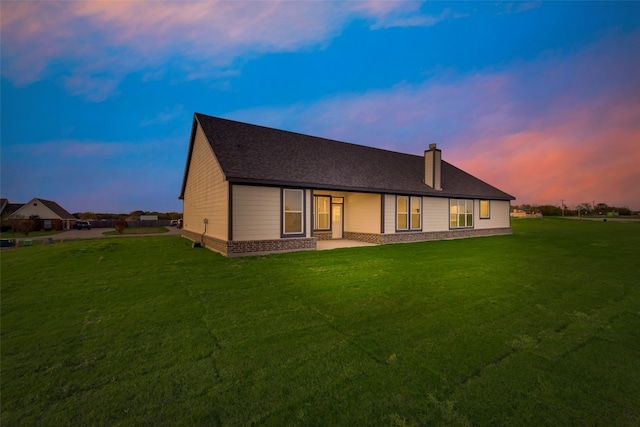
[2,1,639,213]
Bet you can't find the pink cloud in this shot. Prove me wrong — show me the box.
[447,33,640,209]
[453,118,640,209]
[351,1,450,29]
[231,32,640,209]
[1,1,440,99]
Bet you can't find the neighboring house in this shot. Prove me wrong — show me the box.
[1,198,25,231]
[179,113,516,257]
[510,209,542,218]
[9,198,77,231]
[1,198,23,218]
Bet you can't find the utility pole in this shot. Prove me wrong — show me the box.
[561,199,564,217]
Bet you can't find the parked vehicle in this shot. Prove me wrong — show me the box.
[75,220,91,230]
[170,220,178,226]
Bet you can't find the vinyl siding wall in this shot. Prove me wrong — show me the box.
[233,185,313,241]
[12,201,61,220]
[383,195,450,233]
[475,200,511,229]
[182,124,228,240]
[232,185,280,241]
[382,196,508,234]
[383,194,396,234]
[345,193,381,234]
[423,197,450,232]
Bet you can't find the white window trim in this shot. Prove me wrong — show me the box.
[397,195,422,231]
[396,196,409,231]
[283,189,305,236]
[450,199,474,229]
[410,196,422,231]
[314,195,331,231]
[480,200,491,219]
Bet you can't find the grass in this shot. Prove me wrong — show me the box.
[102,226,170,235]
[0,230,62,238]
[1,218,639,426]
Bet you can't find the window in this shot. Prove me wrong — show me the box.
[410,196,421,230]
[397,196,421,231]
[450,199,474,228]
[480,200,490,219]
[314,195,330,230]
[283,189,304,235]
[397,196,408,230]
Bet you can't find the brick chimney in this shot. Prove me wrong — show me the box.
[424,143,442,190]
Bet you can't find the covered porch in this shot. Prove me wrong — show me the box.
[312,190,383,243]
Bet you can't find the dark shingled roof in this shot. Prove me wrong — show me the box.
[181,113,515,201]
[1,199,24,215]
[37,198,76,220]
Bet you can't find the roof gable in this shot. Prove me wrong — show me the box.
[11,198,75,220]
[184,113,514,200]
[39,199,76,219]
[0,199,23,215]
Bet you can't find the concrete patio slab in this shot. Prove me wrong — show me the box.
[316,239,377,250]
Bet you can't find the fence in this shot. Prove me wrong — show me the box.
[85,220,174,228]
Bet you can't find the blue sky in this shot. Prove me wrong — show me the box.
[2,1,639,213]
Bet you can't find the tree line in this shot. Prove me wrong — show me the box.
[514,203,635,216]
[73,211,182,220]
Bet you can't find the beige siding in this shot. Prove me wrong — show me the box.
[434,153,442,190]
[233,186,312,240]
[383,194,396,233]
[305,190,312,238]
[424,150,442,190]
[12,200,60,219]
[423,197,450,232]
[232,185,281,241]
[345,193,381,233]
[475,200,511,229]
[182,124,228,240]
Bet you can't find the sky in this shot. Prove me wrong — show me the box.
[1,1,639,213]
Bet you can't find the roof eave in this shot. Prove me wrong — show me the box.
[228,177,515,200]
[178,115,200,200]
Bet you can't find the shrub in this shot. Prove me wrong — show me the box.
[114,219,128,234]
[29,215,41,231]
[9,216,37,237]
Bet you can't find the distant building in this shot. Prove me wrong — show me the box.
[511,209,528,218]
[8,198,76,230]
[510,208,542,218]
[1,198,23,218]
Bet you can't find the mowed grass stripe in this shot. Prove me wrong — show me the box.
[1,219,639,425]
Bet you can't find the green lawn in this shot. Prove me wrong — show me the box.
[0,230,62,239]
[2,218,639,426]
[102,226,170,235]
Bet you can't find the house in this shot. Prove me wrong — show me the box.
[1,198,25,231]
[179,113,516,257]
[510,208,542,218]
[1,198,23,218]
[8,198,77,231]
[511,208,528,218]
